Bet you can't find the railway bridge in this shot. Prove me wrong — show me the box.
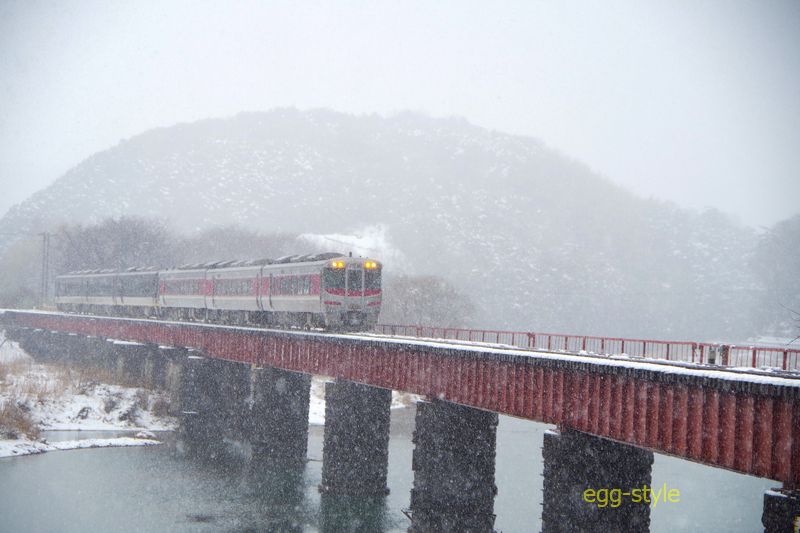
[2,309,799,532]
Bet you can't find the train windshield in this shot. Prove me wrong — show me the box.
[347,269,362,291]
[365,269,381,290]
[323,268,345,290]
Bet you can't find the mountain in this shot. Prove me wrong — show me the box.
[0,108,765,340]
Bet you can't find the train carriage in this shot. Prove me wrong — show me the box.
[117,270,159,309]
[159,266,209,312]
[262,262,319,313]
[209,263,261,312]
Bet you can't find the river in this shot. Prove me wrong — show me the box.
[0,406,773,532]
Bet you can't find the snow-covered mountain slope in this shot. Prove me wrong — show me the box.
[0,109,762,339]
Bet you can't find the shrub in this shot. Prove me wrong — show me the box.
[134,389,150,411]
[0,401,40,439]
[150,397,171,418]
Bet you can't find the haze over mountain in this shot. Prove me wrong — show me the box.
[0,109,794,341]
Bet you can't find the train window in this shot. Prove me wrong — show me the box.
[215,278,252,296]
[303,276,310,295]
[347,270,362,291]
[57,279,82,297]
[365,269,382,290]
[120,277,132,296]
[120,275,158,297]
[323,268,345,290]
[291,276,298,294]
[163,279,202,295]
[88,276,115,296]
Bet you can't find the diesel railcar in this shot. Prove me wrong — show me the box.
[55,253,382,330]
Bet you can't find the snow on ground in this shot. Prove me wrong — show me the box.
[308,376,420,426]
[309,378,327,426]
[0,436,161,458]
[0,358,176,432]
[0,334,30,363]
[0,331,176,458]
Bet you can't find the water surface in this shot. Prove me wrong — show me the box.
[0,408,773,532]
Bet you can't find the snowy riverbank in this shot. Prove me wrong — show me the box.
[308,375,418,426]
[0,435,162,458]
[0,332,176,458]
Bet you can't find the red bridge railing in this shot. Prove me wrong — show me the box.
[375,325,800,371]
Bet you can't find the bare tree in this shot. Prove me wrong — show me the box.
[379,274,475,327]
[173,225,300,264]
[751,214,800,338]
[53,217,178,272]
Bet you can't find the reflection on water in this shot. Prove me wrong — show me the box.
[245,449,307,532]
[0,408,774,532]
[319,493,388,533]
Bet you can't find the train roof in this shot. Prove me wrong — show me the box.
[58,252,348,277]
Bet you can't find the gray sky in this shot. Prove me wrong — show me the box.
[1,0,798,227]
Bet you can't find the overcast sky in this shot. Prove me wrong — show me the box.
[1,0,798,227]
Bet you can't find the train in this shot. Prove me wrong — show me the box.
[54,252,382,331]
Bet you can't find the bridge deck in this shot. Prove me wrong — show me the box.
[2,309,799,486]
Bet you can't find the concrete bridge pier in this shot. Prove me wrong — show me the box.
[48,332,81,365]
[109,340,148,385]
[541,428,654,533]
[164,348,189,414]
[63,332,96,367]
[319,379,392,496]
[177,354,226,459]
[142,345,169,389]
[216,359,251,442]
[12,328,36,357]
[762,489,800,532]
[17,328,56,362]
[2,326,22,343]
[240,366,311,530]
[408,399,498,533]
[83,336,115,373]
[249,366,311,467]
[26,329,90,366]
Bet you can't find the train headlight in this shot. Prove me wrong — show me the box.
[331,261,345,268]
[364,261,378,269]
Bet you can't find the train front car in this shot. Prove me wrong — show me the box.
[321,256,382,330]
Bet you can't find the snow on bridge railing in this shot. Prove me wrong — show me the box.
[374,324,800,371]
